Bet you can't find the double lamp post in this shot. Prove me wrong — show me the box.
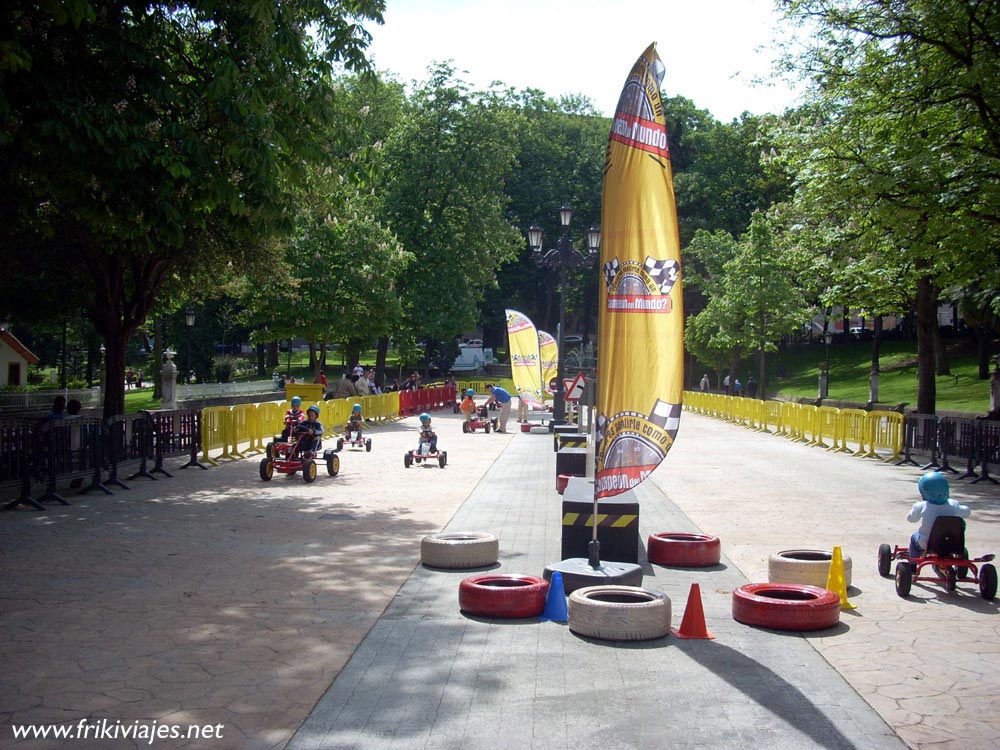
[526,205,601,426]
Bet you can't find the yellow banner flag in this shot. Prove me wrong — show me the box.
[538,330,558,396]
[595,43,684,499]
[505,309,545,409]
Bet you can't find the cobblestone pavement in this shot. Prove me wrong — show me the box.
[2,406,997,749]
[648,412,1000,750]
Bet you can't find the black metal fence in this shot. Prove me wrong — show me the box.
[896,414,999,484]
[2,409,205,511]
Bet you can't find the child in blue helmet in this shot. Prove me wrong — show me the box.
[295,404,324,455]
[907,470,971,558]
[281,396,306,440]
[418,412,437,453]
[345,403,364,439]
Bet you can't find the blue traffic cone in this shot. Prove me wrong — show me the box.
[540,571,568,622]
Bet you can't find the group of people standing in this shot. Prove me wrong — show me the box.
[699,373,758,398]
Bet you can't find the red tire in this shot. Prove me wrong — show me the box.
[647,532,721,567]
[458,574,549,618]
[732,583,841,631]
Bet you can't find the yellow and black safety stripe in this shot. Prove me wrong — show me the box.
[556,434,588,449]
[562,512,638,528]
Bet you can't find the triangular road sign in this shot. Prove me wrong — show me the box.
[564,372,586,402]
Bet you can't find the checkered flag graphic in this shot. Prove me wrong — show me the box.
[649,399,683,440]
[596,413,609,445]
[643,257,680,295]
[603,258,620,293]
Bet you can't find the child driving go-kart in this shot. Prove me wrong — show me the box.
[295,404,324,455]
[337,403,372,452]
[404,412,447,468]
[281,396,306,440]
[907,470,971,558]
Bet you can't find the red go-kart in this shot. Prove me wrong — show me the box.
[462,405,497,434]
[337,428,371,453]
[879,516,997,600]
[404,441,447,468]
[260,427,340,483]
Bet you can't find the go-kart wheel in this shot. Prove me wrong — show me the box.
[259,457,274,481]
[945,566,957,592]
[365,438,372,452]
[957,549,970,579]
[491,419,498,430]
[336,438,344,453]
[877,543,892,578]
[462,422,470,434]
[302,459,317,483]
[894,561,912,598]
[265,441,275,459]
[404,452,412,468]
[326,452,340,476]
[439,451,447,468]
[980,563,998,600]
[485,423,491,434]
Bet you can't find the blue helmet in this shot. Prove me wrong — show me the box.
[352,404,362,412]
[918,471,950,505]
[419,413,431,424]
[466,389,475,396]
[307,404,320,417]
[291,396,302,407]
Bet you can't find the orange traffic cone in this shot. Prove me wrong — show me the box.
[671,582,715,639]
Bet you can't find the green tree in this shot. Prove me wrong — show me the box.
[0,0,384,417]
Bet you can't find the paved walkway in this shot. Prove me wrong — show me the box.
[2,407,998,749]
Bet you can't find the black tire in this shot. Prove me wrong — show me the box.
[945,566,957,592]
[439,451,447,468]
[404,452,412,468]
[336,438,344,453]
[326,452,340,477]
[259,457,274,481]
[895,561,912,598]
[957,548,970,579]
[365,438,372,452]
[980,563,998,600]
[462,422,470,434]
[302,459,317,483]
[877,543,892,578]
[484,423,491,434]
[265,441,275,459]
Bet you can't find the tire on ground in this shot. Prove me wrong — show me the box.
[458,574,547,618]
[647,532,721,567]
[768,549,852,588]
[568,585,671,641]
[421,532,500,569]
[732,583,841,631]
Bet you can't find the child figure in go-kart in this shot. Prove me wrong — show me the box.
[294,405,324,456]
[281,396,306,440]
[907,470,971,558]
[345,403,364,439]
[418,412,438,453]
[460,389,477,425]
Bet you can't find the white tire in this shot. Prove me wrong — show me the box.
[768,549,852,588]
[420,532,500,569]
[568,585,671,641]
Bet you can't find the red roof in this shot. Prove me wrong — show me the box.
[1,330,40,365]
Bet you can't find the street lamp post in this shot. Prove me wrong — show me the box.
[526,205,601,427]
[185,307,196,384]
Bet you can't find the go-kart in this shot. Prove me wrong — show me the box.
[878,516,997,600]
[260,427,339,483]
[265,416,304,459]
[462,405,498,434]
[404,441,447,468]
[337,428,371,452]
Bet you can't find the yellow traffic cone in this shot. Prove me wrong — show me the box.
[827,546,856,610]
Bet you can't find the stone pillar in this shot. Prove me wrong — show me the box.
[817,368,828,400]
[160,351,178,410]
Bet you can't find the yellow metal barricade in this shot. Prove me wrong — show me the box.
[865,411,903,461]
[762,400,782,433]
[257,401,285,445]
[813,406,839,448]
[230,404,258,456]
[199,406,232,463]
[834,408,870,455]
[795,404,817,444]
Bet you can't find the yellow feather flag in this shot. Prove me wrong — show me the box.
[538,330,559,397]
[505,309,545,409]
[595,43,684,499]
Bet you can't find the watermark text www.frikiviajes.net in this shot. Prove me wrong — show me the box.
[11,719,224,744]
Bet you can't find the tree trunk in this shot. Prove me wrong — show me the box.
[915,275,937,414]
[267,341,279,369]
[975,324,992,379]
[871,315,883,371]
[153,317,164,400]
[757,349,767,400]
[375,336,389,388]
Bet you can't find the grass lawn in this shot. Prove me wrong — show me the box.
[760,338,994,413]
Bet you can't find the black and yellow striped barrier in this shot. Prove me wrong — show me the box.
[562,512,638,528]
